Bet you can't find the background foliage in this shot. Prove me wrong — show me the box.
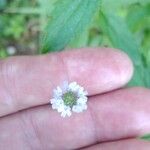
[0,0,150,140]
[0,0,150,87]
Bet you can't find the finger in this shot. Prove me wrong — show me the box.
[0,87,150,150]
[0,48,133,117]
[82,139,150,150]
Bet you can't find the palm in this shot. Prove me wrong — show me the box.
[0,48,150,150]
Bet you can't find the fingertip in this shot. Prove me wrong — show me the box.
[58,47,134,95]
[109,48,134,86]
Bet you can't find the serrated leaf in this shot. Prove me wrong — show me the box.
[41,0,101,52]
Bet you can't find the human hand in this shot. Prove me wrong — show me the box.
[0,48,150,150]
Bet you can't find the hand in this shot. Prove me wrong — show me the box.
[0,48,150,150]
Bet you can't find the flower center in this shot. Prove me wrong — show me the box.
[63,91,77,107]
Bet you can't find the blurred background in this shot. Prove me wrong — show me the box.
[0,0,150,87]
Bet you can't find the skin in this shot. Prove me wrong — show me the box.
[0,48,150,150]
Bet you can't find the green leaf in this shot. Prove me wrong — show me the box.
[141,134,150,141]
[41,0,101,52]
[127,4,150,32]
[99,11,147,86]
[102,0,150,11]
[0,0,6,10]
[99,11,141,65]
[68,29,89,48]
[144,68,150,87]
[0,50,8,58]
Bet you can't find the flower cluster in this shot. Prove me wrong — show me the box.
[50,82,88,117]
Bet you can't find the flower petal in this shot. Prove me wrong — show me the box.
[77,98,87,105]
[62,81,69,92]
[69,82,79,91]
[72,105,83,113]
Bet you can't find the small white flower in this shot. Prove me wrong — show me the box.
[50,81,88,117]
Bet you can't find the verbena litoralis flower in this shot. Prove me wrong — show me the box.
[50,82,88,117]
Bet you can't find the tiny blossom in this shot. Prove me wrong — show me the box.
[50,81,88,117]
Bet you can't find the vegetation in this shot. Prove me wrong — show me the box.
[1,0,150,87]
[0,0,150,140]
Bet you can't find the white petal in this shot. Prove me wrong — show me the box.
[53,99,62,105]
[77,97,87,104]
[57,105,65,112]
[61,111,67,117]
[57,86,63,94]
[83,91,88,96]
[78,89,88,97]
[72,105,83,113]
[79,87,84,93]
[60,107,71,117]
[53,90,59,98]
[62,81,69,92]
[69,82,77,87]
[53,87,62,98]
[82,104,87,110]
[69,82,79,91]
[66,109,72,117]
[51,98,64,110]
[52,103,58,109]
[50,98,56,104]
